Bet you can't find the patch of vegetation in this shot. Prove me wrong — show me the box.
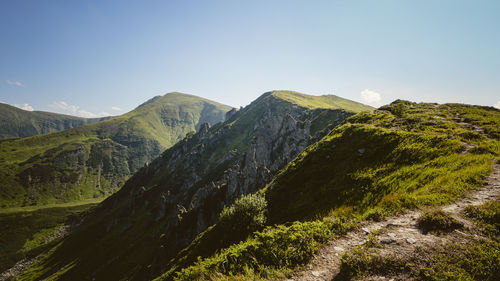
[464,201,500,236]
[416,239,500,281]
[417,209,463,234]
[218,193,267,239]
[0,202,97,273]
[337,239,499,281]
[271,90,374,113]
[337,246,409,280]
[173,217,351,281]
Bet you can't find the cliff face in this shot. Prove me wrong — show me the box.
[29,91,371,281]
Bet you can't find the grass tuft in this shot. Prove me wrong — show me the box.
[417,209,463,234]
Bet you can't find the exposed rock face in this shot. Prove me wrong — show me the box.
[41,92,360,280]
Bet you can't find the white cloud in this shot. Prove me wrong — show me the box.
[14,103,34,111]
[111,106,121,111]
[494,101,500,109]
[48,101,111,118]
[6,80,25,87]
[360,89,382,107]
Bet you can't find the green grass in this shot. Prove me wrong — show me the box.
[337,238,499,281]
[271,91,374,113]
[172,218,352,281]
[463,201,500,237]
[417,209,463,234]
[0,198,103,214]
[337,245,409,280]
[159,101,500,280]
[0,202,98,273]
[416,240,500,281]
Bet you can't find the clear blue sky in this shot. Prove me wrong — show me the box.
[1,0,499,117]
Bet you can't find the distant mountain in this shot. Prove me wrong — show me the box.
[0,93,232,208]
[0,103,110,140]
[22,91,373,280]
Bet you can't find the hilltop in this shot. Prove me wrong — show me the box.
[0,92,232,208]
[0,103,109,140]
[270,91,373,112]
[15,90,372,280]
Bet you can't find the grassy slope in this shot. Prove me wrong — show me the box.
[0,202,99,273]
[0,103,109,140]
[272,91,373,112]
[16,91,372,281]
[0,92,232,208]
[162,101,500,280]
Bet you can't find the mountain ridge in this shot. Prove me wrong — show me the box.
[16,90,372,280]
[0,102,111,140]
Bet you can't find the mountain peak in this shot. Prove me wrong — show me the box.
[266,90,374,112]
[135,92,232,112]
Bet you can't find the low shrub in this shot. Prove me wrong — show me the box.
[218,193,267,237]
[463,201,500,236]
[417,239,500,281]
[417,209,463,234]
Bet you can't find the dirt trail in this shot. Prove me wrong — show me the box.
[290,163,500,281]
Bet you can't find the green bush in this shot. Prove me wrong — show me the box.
[218,193,267,236]
[464,201,500,236]
[417,209,463,234]
[338,246,408,279]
